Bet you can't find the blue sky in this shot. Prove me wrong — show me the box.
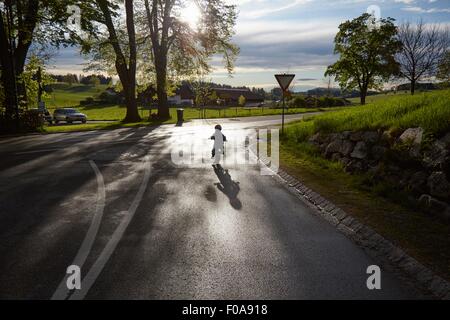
[49,0,450,91]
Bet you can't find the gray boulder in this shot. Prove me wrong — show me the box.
[362,131,379,144]
[341,131,351,139]
[340,157,351,166]
[439,132,450,147]
[397,127,424,158]
[398,127,424,145]
[325,140,343,157]
[371,145,387,161]
[419,194,450,221]
[408,171,428,194]
[345,160,363,173]
[340,140,355,156]
[309,133,323,145]
[351,141,368,159]
[423,141,449,170]
[427,171,450,199]
[350,131,363,142]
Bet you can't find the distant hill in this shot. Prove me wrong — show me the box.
[305,87,342,97]
[396,82,438,91]
[296,87,379,98]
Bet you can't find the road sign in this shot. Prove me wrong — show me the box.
[274,74,295,135]
[275,74,295,92]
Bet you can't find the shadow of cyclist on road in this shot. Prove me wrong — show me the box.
[213,164,242,210]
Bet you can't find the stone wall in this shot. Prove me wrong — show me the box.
[308,128,450,221]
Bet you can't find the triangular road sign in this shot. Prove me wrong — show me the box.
[275,74,295,91]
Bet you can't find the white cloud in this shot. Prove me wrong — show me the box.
[241,0,312,19]
[394,0,415,4]
[402,6,450,13]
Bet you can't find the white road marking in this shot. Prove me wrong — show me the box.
[118,132,135,141]
[51,160,106,300]
[70,155,152,300]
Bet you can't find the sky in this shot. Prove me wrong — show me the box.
[49,0,450,91]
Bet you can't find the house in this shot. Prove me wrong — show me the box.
[168,83,195,106]
[212,88,265,107]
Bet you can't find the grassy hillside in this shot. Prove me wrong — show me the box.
[347,91,412,104]
[43,83,108,108]
[287,89,450,141]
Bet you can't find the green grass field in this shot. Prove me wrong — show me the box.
[286,89,450,142]
[41,82,347,132]
[43,83,108,108]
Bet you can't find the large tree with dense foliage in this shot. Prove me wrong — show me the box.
[142,0,239,119]
[326,14,402,105]
[0,0,95,130]
[91,0,141,122]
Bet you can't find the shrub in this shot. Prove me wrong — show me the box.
[289,96,307,108]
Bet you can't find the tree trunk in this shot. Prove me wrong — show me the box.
[0,63,18,123]
[123,0,140,123]
[123,81,140,122]
[155,53,170,119]
[115,62,140,123]
[410,79,416,95]
[360,89,367,105]
[0,13,18,128]
[98,0,140,123]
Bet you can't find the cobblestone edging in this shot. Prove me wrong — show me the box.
[261,158,450,299]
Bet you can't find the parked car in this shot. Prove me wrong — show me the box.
[53,108,87,124]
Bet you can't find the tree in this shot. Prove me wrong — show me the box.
[209,90,219,105]
[436,50,450,87]
[21,55,53,108]
[93,0,140,122]
[270,88,282,101]
[238,95,246,107]
[0,0,77,129]
[193,80,211,108]
[63,74,78,85]
[325,14,402,105]
[143,0,239,119]
[89,75,101,87]
[397,21,449,95]
[324,76,334,97]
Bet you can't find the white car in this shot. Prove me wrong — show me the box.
[53,108,87,124]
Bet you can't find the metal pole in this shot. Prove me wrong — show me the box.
[37,67,43,103]
[282,93,285,135]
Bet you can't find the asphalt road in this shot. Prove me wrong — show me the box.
[0,114,424,299]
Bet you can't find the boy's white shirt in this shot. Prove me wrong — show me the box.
[213,129,224,164]
[213,129,224,151]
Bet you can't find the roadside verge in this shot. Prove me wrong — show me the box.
[259,155,450,300]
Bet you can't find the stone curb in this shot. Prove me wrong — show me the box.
[260,157,450,300]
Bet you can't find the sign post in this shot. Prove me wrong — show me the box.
[275,74,295,134]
